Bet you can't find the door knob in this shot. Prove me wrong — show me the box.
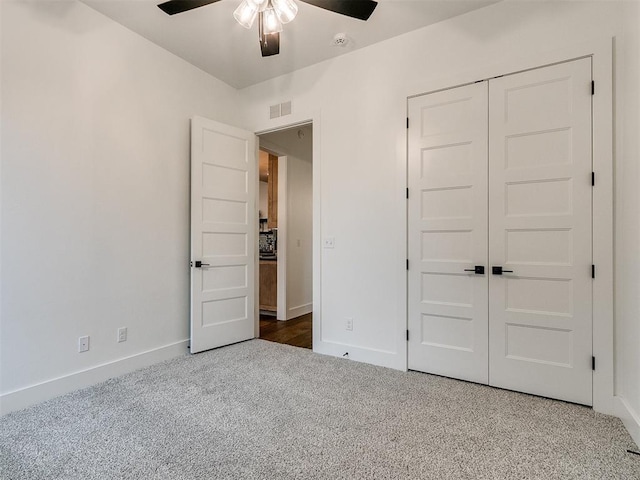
[492,266,513,275]
[193,261,210,268]
[464,266,485,274]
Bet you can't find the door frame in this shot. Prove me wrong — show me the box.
[405,37,614,415]
[255,120,318,345]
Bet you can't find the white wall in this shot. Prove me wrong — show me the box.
[241,0,640,430]
[261,127,313,319]
[0,0,4,408]
[284,154,313,318]
[0,0,242,413]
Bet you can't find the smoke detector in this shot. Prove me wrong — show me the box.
[332,33,349,47]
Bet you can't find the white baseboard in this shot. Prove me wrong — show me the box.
[0,340,189,416]
[614,396,640,449]
[287,303,312,320]
[314,339,404,371]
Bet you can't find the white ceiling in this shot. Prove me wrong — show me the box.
[83,0,499,89]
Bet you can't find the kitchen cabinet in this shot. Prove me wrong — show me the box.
[259,260,277,312]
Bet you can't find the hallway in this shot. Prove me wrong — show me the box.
[259,314,312,349]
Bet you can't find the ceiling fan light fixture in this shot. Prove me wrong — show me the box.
[271,0,298,24]
[158,0,378,57]
[233,0,259,29]
[249,0,270,11]
[262,3,283,34]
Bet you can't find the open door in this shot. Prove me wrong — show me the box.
[190,116,258,354]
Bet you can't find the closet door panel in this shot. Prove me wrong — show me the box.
[408,82,489,384]
[488,58,593,405]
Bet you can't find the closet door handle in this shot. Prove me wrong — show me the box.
[492,266,513,275]
[464,266,485,275]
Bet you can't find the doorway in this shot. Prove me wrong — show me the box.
[257,124,313,349]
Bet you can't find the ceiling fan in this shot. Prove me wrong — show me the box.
[157,0,378,57]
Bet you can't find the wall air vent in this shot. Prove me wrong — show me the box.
[270,104,281,119]
[270,102,292,119]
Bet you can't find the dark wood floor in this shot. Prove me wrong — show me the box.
[259,313,312,349]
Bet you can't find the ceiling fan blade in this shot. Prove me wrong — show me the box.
[260,33,280,57]
[157,0,222,16]
[299,0,378,21]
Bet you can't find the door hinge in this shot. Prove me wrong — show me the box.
[406,330,410,341]
[406,117,409,129]
[592,172,595,186]
[592,264,595,279]
[592,356,596,370]
[406,259,409,271]
[591,81,595,95]
[406,188,409,199]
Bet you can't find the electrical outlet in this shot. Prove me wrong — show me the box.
[117,327,127,343]
[323,237,335,249]
[78,336,90,353]
[345,317,353,331]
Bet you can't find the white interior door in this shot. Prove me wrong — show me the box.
[488,58,593,405]
[407,82,489,383]
[190,116,258,354]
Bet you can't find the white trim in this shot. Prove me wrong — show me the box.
[314,340,405,371]
[615,396,640,448]
[311,117,322,353]
[287,302,312,319]
[276,155,288,321]
[0,340,189,416]
[253,136,260,338]
[589,40,614,417]
[404,37,614,415]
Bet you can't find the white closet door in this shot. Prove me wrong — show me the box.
[408,82,489,383]
[488,59,593,405]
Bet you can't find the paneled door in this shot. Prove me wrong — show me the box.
[190,116,258,354]
[488,59,593,405]
[407,82,489,384]
[407,58,593,405]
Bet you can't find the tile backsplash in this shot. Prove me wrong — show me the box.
[259,231,277,254]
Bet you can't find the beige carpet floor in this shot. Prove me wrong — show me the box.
[1,339,639,479]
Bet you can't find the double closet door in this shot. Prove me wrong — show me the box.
[407,58,593,406]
